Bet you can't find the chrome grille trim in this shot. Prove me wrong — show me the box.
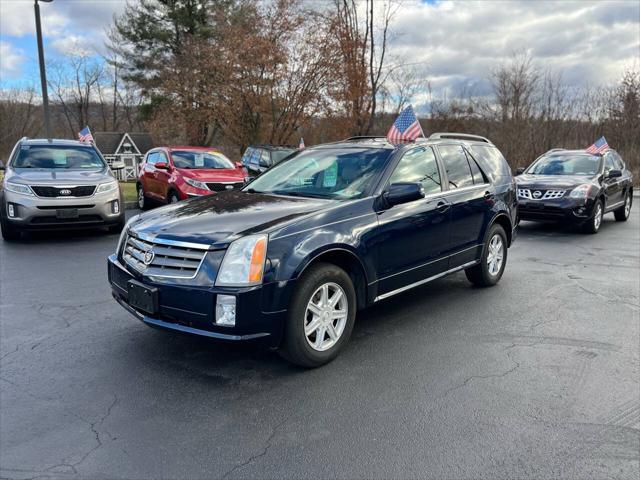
[517,188,566,200]
[122,233,208,279]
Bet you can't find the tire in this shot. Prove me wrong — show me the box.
[465,223,508,287]
[1,216,21,241]
[582,199,603,234]
[108,216,126,234]
[614,192,632,222]
[137,184,150,210]
[168,192,180,204]
[279,262,356,368]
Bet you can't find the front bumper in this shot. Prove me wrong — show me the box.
[1,188,124,229]
[518,196,597,223]
[108,254,287,347]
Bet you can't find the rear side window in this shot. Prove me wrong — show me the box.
[390,146,442,195]
[465,150,486,184]
[438,145,474,189]
[469,145,512,181]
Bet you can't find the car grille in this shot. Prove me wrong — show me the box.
[122,234,208,279]
[206,182,244,192]
[517,188,565,200]
[31,185,96,197]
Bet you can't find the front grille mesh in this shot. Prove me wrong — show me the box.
[31,185,96,197]
[517,188,566,200]
[122,234,207,278]
[206,182,244,192]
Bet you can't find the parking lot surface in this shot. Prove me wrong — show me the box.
[1,209,638,479]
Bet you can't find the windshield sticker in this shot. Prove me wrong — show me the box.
[323,162,338,187]
[194,154,205,167]
[53,151,67,165]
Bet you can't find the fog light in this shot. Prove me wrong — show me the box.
[7,204,15,218]
[215,295,236,326]
[112,200,120,214]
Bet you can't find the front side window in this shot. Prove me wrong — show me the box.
[241,148,254,163]
[146,152,158,165]
[246,147,391,199]
[389,147,442,195]
[438,145,474,189]
[260,150,271,167]
[250,149,261,165]
[528,154,601,176]
[12,145,106,170]
[271,149,295,164]
[171,150,234,169]
[604,154,616,173]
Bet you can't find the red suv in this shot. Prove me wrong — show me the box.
[136,147,248,209]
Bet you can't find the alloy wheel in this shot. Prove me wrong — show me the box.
[137,188,145,209]
[486,234,504,276]
[625,195,631,217]
[304,282,348,352]
[594,203,603,230]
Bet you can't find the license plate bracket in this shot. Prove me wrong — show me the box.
[56,208,79,219]
[127,280,158,315]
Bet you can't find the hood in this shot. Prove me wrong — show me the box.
[516,174,597,189]
[129,190,335,247]
[178,168,245,182]
[7,168,112,184]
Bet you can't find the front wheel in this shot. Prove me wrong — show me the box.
[0,216,21,241]
[614,192,632,222]
[279,263,356,368]
[583,199,603,234]
[168,192,180,204]
[137,184,150,210]
[465,224,507,287]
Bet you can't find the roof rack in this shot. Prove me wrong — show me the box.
[345,136,388,141]
[427,132,492,144]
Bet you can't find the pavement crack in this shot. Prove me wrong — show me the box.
[221,417,288,479]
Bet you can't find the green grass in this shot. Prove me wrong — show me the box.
[119,181,137,203]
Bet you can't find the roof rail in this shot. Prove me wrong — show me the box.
[428,132,492,144]
[345,136,388,141]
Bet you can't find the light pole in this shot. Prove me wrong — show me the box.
[34,0,53,140]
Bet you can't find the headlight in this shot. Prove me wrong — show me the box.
[116,214,139,255]
[569,184,592,198]
[4,182,34,196]
[95,181,119,194]
[184,177,209,190]
[215,234,268,286]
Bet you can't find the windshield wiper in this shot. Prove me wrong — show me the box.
[272,190,327,199]
[245,188,263,194]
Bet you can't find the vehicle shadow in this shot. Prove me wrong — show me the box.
[517,217,618,237]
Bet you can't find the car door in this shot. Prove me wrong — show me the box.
[154,151,172,201]
[436,144,490,268]
[375,146,451,296]
[141,151,160,199]
[602,152,623,210]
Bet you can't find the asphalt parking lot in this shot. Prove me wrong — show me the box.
[1,208,638,480]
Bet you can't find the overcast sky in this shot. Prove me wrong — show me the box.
[1,0,638,101]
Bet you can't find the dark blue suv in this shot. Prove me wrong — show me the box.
[108,133,517,367]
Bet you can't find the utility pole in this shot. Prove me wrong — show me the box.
[34,0,54,139]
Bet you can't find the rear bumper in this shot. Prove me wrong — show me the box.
[518,197,596,223]
[108,254,288,347]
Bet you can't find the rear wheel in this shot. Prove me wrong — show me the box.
[1,216,21,241]
[465,223,507,287]
[583,199,603,234]
[279,263,356,368]
[168,192,180,204]
[614,192,632,222]
[137,184,150,210]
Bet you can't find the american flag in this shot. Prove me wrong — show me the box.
[299,137,305,149]
[585,136,609,154]
[387,105,424,143]
[78,126,94,143]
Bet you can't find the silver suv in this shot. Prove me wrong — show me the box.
[0,138,125,241]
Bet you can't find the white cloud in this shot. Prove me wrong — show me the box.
[0,41,25,79]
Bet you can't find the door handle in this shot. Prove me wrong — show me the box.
[436,200,450,213]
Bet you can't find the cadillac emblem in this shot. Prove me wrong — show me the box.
[143,250,155,265]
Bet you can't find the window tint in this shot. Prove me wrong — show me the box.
[389,147,442,195]
[465,150,485,184]
[438,145,474,189]
[604,154,615,173]
[469,145,511,180]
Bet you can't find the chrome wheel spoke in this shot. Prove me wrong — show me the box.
[314,326,326,348]
[304,282,349,352]
[328,288,343,308]
[305,317,321,336]
[326,322,339,341]
[487,234,504,276]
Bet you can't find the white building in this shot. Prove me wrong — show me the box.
[94,132,155,181]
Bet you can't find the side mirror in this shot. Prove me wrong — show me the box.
[516,167,525,175]
[111,160,125,170]
[606,169,622,179]
[235,162,243,169]
[385,182,425,207]
[155,161,168,170]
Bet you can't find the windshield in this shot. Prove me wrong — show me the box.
[271,149,295,164]
[245,147,391,199]
[171,150,235,169]
[527,154,601,176]
[12,145,106,170]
